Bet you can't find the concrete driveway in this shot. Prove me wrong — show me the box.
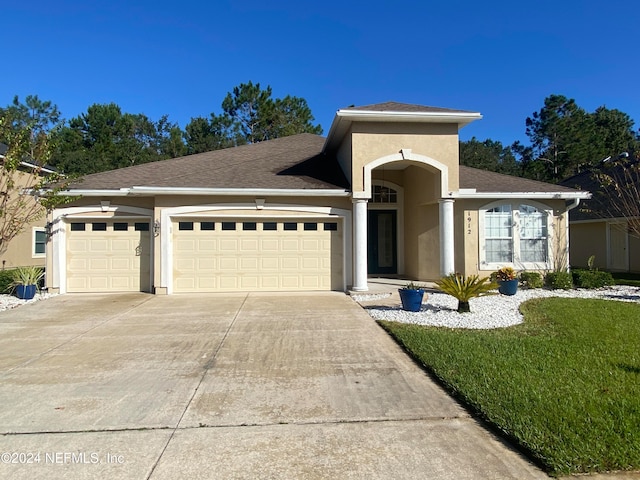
[0,292,548,479]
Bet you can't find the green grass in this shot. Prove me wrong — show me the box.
[379,298,640,476]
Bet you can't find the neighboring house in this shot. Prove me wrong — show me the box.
[0,143,51,270]
[45,102,589,294]
[561,165,640,272]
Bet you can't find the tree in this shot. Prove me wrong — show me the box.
[184,116,237,155]
[184,81,322,153]
[51,103,186,174]
[1,95,63,158]
[0,111,73,256]
[524,95,639,182]
[459,137,520,176]
[525,95,589,182]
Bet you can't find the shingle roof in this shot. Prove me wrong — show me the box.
[559,165,632,221]
[343,101,477,114]
[460,166,579,193]
[69,133,583,197]
[71,133,349,191]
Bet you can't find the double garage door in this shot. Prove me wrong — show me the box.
[66,219,151,293]
[173,218,343,292]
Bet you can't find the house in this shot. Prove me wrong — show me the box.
[0,142,51,270]
[45,102,590,294]
[561,161,640,272]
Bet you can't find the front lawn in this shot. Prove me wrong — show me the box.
[379,297,640,477]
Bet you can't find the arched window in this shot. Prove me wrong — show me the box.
[519,204,548,263]
[481,202,550,269]
[372,185,397,203]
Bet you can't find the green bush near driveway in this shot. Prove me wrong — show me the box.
[379,298,640,476]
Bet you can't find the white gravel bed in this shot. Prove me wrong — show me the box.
[0,292,56,312]
[363,286,640,329]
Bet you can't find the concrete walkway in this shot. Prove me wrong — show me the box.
[0,292,549,479]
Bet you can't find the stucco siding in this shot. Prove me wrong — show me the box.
[350,122,459,195]
[569,222,607,269]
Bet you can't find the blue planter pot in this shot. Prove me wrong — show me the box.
[15,284,37,300]
[498,279,519,296]
[398,288,425,312]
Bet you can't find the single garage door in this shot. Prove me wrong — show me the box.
[66,219,151,292]
[173,218,343,292]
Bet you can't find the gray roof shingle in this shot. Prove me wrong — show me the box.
[460,166,579,193]
[68,133,583,197]
[71,134,349,191]
[343,101,477,114]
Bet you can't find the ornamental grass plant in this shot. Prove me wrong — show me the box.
[434,273,498,313]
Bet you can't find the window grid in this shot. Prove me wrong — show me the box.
[482,203,550,267]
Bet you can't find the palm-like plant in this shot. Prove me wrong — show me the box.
[435,273,498,313]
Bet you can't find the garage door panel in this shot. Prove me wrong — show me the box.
[176,258,196,271]
[281,257,299,269]
[197,258,216,270]
[111,258,134,270]
[176,239,197,252]
[219,258,238,271]
[89,239,109,252]
[66,220,151,293]
[240,239,259,251]
[173,218,342,292]
[198,239,217,251]
[261,239,279,251]
[89,258,109,270]
[219,239,239,252]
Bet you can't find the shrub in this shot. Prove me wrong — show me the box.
[572,269,615,289]
[545,271,573,290]
[0,269,16,293]
[520,271,543,289]
[435,273,498,313]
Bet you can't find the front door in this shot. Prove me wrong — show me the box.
[368,210,397,274]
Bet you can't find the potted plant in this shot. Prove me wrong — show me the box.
[493,266,519,296]
[398,281,426,312]
[435,273,497,313]
[10,266,44,300]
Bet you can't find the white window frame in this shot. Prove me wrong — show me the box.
[479,200,554,271]
[32,227,47,258]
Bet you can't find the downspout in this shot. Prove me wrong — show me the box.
[564,198,581,271]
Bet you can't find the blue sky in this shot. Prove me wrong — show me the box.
[3,0,639,147]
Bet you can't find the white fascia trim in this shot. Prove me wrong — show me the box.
[448,191,591,200]
[65,187,350,197]
[62,189,132,196]
[336,109,482,125]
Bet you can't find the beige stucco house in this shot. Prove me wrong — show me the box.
[45,102,590,294]
[0,143,48,270]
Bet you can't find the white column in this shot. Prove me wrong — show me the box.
[352,198,369,291]
[439,199,455,277]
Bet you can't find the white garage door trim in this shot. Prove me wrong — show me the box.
[66,218,152,292]
[52,206,154,294]
[160,204,351,294]
[173,217,342,292]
